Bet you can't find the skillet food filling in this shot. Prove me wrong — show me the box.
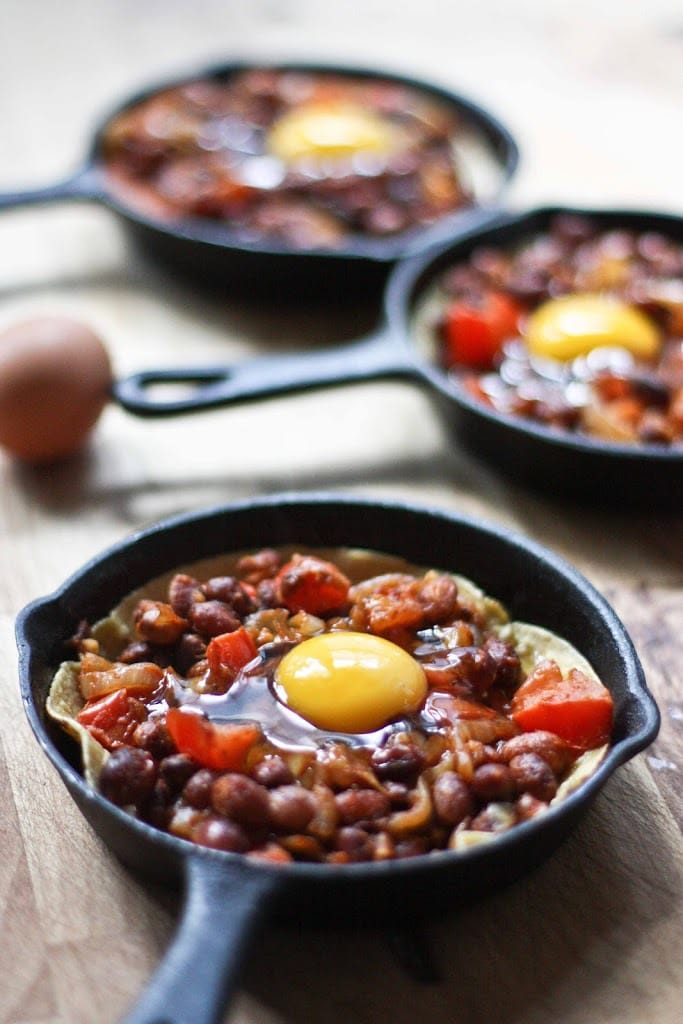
[420,215,683,445]
[102,69,471,247]
[48,548,612,864]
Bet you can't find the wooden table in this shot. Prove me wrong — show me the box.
[1,3,681,1022]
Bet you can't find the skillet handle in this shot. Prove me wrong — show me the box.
[112,328,417,417]
[0,165,103,210]
[121,854,280,1024]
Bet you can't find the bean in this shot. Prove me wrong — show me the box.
[268,785,316,832]
[334,826,373,861]
[335,788,390,825]
[500,731,573,775]
[516,793,549,822]
[251,754,294,788]
[159,754,198,796]
[509,753,557,802]
[119,641,164,666]
[99,747,157,808]
[132,718,175,759]
[204,576,256,615]
[371,742,425,783]
[193,815,250,853]
[190,600,241,638]
[134,600,187,645]
[236,549,280,585]
[471,763,516,803]
[168,574,204,617]
[141,779,175,830]
[182,769,215,809]
[483,636,521,691]
[394,837,429,859]
[174,632,206,675]
[211,773,270,826]
[433,771,474,826]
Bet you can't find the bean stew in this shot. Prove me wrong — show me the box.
[48,546,613,865]
[419,215,683,445]
[101,69,473,249]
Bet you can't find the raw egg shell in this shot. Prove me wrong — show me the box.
[275,631,428,733]
[525,294,660,362]
[0,316,112,464]
[268,102,396,163]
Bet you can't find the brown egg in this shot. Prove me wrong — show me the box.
[0,316,112,464]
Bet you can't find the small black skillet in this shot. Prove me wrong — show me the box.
[16,493,659,1024]
[113,206,683,508]
[0,60,518,300]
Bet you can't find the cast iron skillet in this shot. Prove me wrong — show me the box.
[113,206,683,507]
[17,493,659,1024]
[0,60,518,299]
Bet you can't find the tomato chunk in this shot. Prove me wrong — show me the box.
[276,554,350,615]
[77,688,147,749]
[166,707,261,772]
[511,659,613,751]
[206,626,258,684]
[443,291,522,369]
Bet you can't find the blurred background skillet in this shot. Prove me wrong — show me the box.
[0,59,518,301]
[16,494,659,1024]
[113,206,683,508]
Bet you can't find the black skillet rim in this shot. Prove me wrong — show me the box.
[16,492,660,885]
[384,204,683,466]
[85,57,520,264]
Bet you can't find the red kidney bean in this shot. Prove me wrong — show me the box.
[134,600,188,645]
[516,793,549,822]
[251,754,294,788]
[371,742,425,783]
[268,785,316,832]
[499,731,573,775]
[132,718,176,759]
[168,574,204,617]
[174,632,207,675]
[193,815,250,853]
[236,549,281,585]
[182,769,215,810]
[211,773,270,826]
[99,747,157,808]
[335,788,391,825]
[334,826,374,861]
[119,640,167,666]
[204,576,257,616]
[189,600,241,637]
[471,763,516,803]
[509,753,558,802]
[159,754,198,796]
[483,635,522,692]
[433,771,474,826]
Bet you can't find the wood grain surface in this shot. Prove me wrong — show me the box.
[1,3,681,1023]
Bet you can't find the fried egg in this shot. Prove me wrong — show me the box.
[267,102,398,164]
[526,293,660,362]
[274,631,428,733]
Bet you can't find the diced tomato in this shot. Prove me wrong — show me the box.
[77,688,147,749]
[166,707,261,772]
[276,554,350,615]
[511,659,613,751]
[206,626,258,684]
[442,291,522,369]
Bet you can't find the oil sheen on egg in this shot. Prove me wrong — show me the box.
[274,631,428,733]
[268,102,397,163]
[525,293,660,362]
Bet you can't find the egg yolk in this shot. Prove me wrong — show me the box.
[268,102,397,163]
[525,293,660,362]
[274,632,427,733]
